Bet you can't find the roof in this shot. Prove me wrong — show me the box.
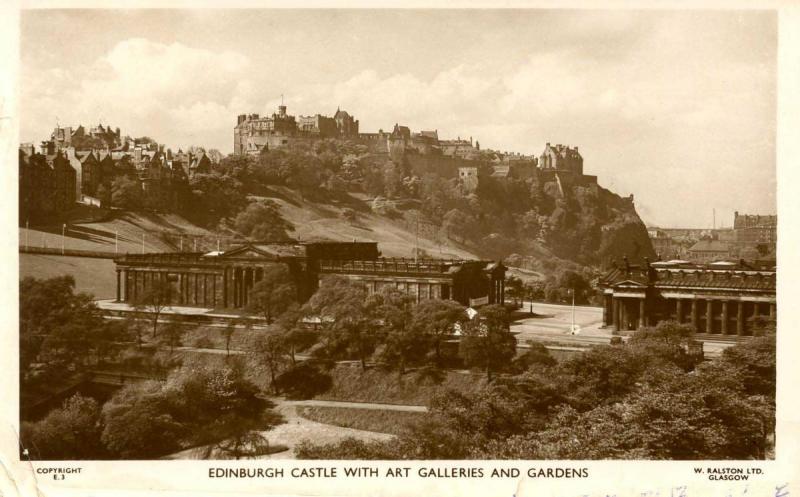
[599,263,776,293]
[688,240,729,253]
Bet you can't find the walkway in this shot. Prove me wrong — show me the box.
[280,398,427,413]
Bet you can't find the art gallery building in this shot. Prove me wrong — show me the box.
[598,259,776,336]
[113,241,506,309]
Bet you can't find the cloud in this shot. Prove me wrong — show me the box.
[22,38,252,150]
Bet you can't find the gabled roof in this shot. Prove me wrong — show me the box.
[213,242,305,259]
[688,240,729,253]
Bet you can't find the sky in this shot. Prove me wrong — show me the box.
[19,9,776,228]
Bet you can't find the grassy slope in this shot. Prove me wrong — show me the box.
[19,254,117,299]
[261,187,480,259]
[297,406,426,436]
[19,210,213,254]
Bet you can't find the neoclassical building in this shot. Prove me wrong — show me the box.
[113,241,505,309]
[598,259,776,336]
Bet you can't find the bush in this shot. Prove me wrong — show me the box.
[274,363,333,400]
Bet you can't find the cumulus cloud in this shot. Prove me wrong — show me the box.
[22,38,253,150]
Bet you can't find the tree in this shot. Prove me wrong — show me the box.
[307,276,377,370]
[274,362,333,400]
[410,299,466,368]
[101,381,184,459]
[459,305,517,381]
[232,200,294,241]
[20,276,110,385]
[370,288,423,374]
[276,305,317,365]
[22,394,105,460]
[133,276,172,338]
[510,342,556,373]
[250,333,289,394]
[246,264,297,324]
[442,209,473,243]
[160,320,186,355]
[505,276,524,307]
[220,321,237,356]
[721,333,776,398]
[110,176,144,209]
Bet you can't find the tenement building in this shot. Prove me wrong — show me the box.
[598,259,776,335]
[113,241,505,309]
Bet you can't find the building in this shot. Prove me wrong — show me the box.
[113,241,505,309]
[19,148,77,221]
[234,105,361,155]
[539,143,583,175]
[297,114,337,137]
[686,239,731,264]
[333,108,359,136]
[458,166,479,193]
[598,258,775,335]
[321,258,506,307]
[733,212,777,244]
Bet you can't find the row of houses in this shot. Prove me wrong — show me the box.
[19,125,217,221]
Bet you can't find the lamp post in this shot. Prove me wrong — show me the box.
[61,224,66,255]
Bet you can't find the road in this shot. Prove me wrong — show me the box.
[511,301,606,342]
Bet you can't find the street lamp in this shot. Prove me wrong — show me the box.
[61,224,66,255]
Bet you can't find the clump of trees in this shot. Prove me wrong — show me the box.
[296,320,776,460]
[22,362,284,460]
[20,276,130,389]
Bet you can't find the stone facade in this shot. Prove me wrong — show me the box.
[539,143,583,175]
[234,105,360,155]
[598,259,775,336]
[113,241,505,309]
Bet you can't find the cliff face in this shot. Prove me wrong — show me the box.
[476,173,655,273]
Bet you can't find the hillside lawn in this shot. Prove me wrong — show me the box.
[19,254,117,299]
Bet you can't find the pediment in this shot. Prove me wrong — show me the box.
[217,245,277,260]
[613,279,648,288]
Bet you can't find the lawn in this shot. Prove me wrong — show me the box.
[297,406,426,436]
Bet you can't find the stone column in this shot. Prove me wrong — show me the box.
[638,299,646,330]
[737,300,744,336]
[691,299,698,331]
[612,297,620,331]
[223,267,228,308]
[116,270,121,302]
[721,301,729,335]
[769,303,776,320]
[676,299,683,323]
[706,300,713,334]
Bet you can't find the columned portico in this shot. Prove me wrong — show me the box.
[599,260,775,336]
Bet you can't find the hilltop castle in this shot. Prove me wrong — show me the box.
[233,103,597,194]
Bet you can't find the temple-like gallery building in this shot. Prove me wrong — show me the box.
[598,259,776,336]
[113,241,506,309]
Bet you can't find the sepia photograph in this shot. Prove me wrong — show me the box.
[9,4,783,470]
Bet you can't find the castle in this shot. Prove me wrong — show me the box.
[234,105,360,155]
[233,103,597,193]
